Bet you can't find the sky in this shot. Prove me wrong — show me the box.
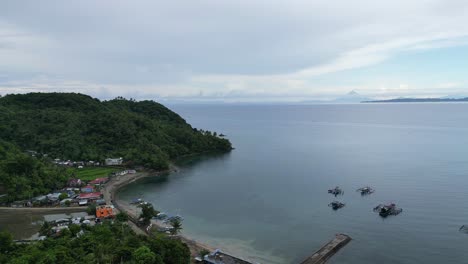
[1,0,468,102]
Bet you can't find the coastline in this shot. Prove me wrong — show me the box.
[102,168,215,259]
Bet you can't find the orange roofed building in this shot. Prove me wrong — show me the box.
[96,205,115,219]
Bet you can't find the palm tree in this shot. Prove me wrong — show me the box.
[170,219,182,235]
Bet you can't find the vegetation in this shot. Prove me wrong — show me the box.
[116,212,129,222]
[169,218,182,235]
[0,140,71,202]
[139,203,159,226]
[86,204,97,216]
[0,221,190,264]
[69,167,117,181]
[199,249,210,259]
[0,93,232,202]
[0,93,232,170]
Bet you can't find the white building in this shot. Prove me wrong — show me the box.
[105,157,123,166]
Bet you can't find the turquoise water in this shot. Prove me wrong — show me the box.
[118,104,468,263]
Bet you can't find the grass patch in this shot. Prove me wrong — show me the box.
[69,167,118,181]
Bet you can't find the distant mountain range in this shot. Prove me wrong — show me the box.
[364,97,468,103]
[299,90,372,104]
[333,90,372,103]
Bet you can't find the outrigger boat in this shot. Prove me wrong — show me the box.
[130,198,143,204]
[328,186,343,196]
[373,203,402,217]
[459,225,468,234]
[328,201,345,210]
[357,186,375,195]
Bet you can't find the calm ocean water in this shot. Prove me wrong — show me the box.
[118,103,468,264]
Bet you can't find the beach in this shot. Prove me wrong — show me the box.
[102,169,214,259]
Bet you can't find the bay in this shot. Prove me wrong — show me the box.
[118,103,468,263]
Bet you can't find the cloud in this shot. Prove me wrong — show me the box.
[1,0,468,101]
[436,82,462,89]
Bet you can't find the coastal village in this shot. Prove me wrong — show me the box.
[1,154,258,264]
[5,157,130,209]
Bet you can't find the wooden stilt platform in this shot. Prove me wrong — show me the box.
[300,234,351,264]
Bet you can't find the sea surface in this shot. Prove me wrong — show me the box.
[118,103,468,264]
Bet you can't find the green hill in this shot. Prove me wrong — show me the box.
[0,93,232,169]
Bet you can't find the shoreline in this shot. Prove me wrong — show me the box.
[102,168,215,259]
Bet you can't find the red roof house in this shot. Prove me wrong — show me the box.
[78,192,102,200]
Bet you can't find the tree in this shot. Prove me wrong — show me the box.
[87,204,96,215]
[199,249,210,259]
[39,221,51,236]
[169,218,182,235]
[59,193,68,200]
[2,221,190,264]
[138,203,159,225]
[116,212,129,222]
[0,231,13,254]
[133,246,157,264]
[0,93,232,173]
[68,224,81,236]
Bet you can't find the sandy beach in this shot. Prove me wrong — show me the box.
[102,169,214,259]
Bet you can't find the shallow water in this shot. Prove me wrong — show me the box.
[0,211,87,239]
[118,103,468,263]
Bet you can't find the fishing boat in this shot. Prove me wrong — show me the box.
[328,186,343,196]
[328,201,345,210]
[357,186,375,195]
[373,203,402,217]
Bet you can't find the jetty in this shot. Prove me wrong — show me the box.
[300,234,351,264]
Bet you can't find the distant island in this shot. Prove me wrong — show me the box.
[363,97,468,103]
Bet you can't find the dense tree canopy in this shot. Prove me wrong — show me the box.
[0,140,71,202]
[0,93,232,201]
[0,221,190,264]
[0,93,232,170]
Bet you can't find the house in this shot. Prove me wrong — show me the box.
[96,205,115,218]
[10,200,29,208]
[89,177,109,185]
[67,178,82,187]
[33,195,48,202]
[60,198,74,206]
[78,199,88,206]
[96,199,106,205]
[47,193,62,202]
[65,190,76,197]
[81,185,94,193]
[105,157,123,166]
[78,192,102,201]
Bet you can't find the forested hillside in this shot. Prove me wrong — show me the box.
[0,221,190,264]
[0,93,232,170]
[0,140,70,201]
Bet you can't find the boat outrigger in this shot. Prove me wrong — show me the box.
[373,203,402,217]
[328,186,343,196]
[328,201,345,210]
[459,225,468,234]
[357,186,375,195]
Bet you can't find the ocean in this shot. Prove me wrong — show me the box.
[117,103,468,263]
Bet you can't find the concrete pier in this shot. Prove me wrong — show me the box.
[300,234,351,264]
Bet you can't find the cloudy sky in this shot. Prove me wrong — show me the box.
[1,0,468,102]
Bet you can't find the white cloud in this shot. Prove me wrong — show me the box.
[1,0,468,101]
[436,82,462,89]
